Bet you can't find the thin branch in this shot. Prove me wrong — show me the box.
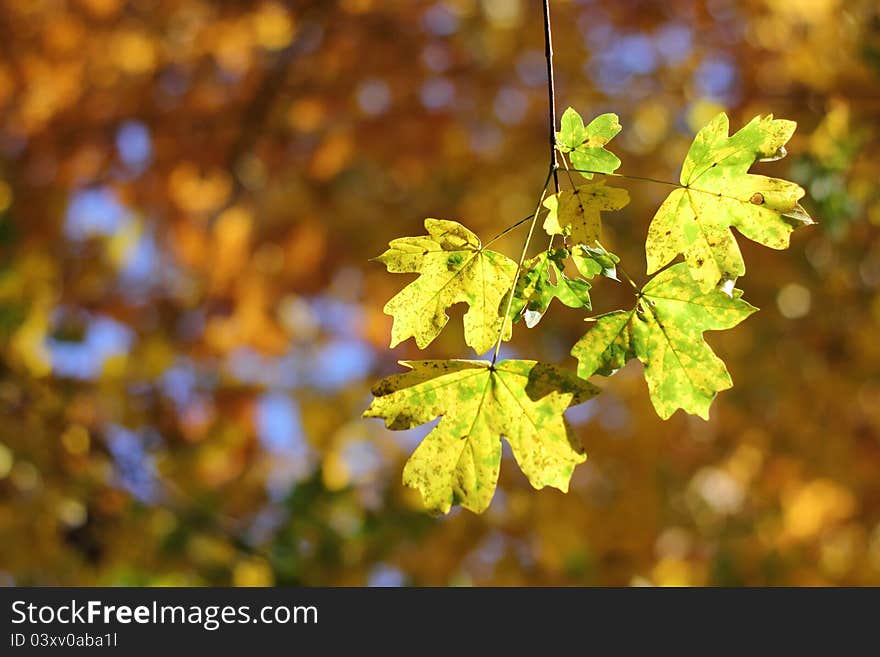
[615,263,641,292]
[566,167,681,188]
[483,212,536,248]
[492,167,553,365]
[490,0,561,365]
[543,0,560,196]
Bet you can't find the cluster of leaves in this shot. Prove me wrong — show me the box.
[366,107,813,515]
[0,0,874,587]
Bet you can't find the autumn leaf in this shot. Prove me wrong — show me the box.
[646,113,815,294]
[570,243,620,281]
[543,181,629,245]
[571,263,757,420]
[364,359,598,514]
[556,108,622,179]
[509,248,592,327]
[375,219,517,355]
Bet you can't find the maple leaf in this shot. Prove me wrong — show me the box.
[509,248,592,328]
[646,112,815,294]
[570,243,620,281]
[376,219,517,355]
[543,182,630,246]
[556,108,622,178]
[364,359,599,514]
[570,263,757,420]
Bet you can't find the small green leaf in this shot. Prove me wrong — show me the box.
[583,113,623,144]
[571,263,757,420]
[376,219,517,355]
[646,112,815,294]
[364,359,599,514]
[570,243,620,280]
[552,269,592,309]
[543,182,629,245]
[509,249,592,327]
[557,107,588,152]
[556,109,622,178]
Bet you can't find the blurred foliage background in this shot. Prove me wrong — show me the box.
[1,0,879,586]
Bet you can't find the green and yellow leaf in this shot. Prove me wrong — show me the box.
[509,248,592,328]
[570,243,620,281]
[556,108,623,179]
[571,263,757,420]
[364,359,598,514]
[376,219,517,355]
[543,181,629,245]
[646,112,814,293]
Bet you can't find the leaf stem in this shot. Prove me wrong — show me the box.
[492,167,553,365]
[616,263,641,292]
[566,166,681,188]
[560,152,577,188]
[483,212,536,248]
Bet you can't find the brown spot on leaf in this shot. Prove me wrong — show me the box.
[750,192,764,205]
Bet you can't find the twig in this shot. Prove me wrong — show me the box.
[543,0,560,197]
[483,213,536,248]
[490,0,563,365]
[491,167,553,365]
[566,167,681,188]
[615,263,640,292]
